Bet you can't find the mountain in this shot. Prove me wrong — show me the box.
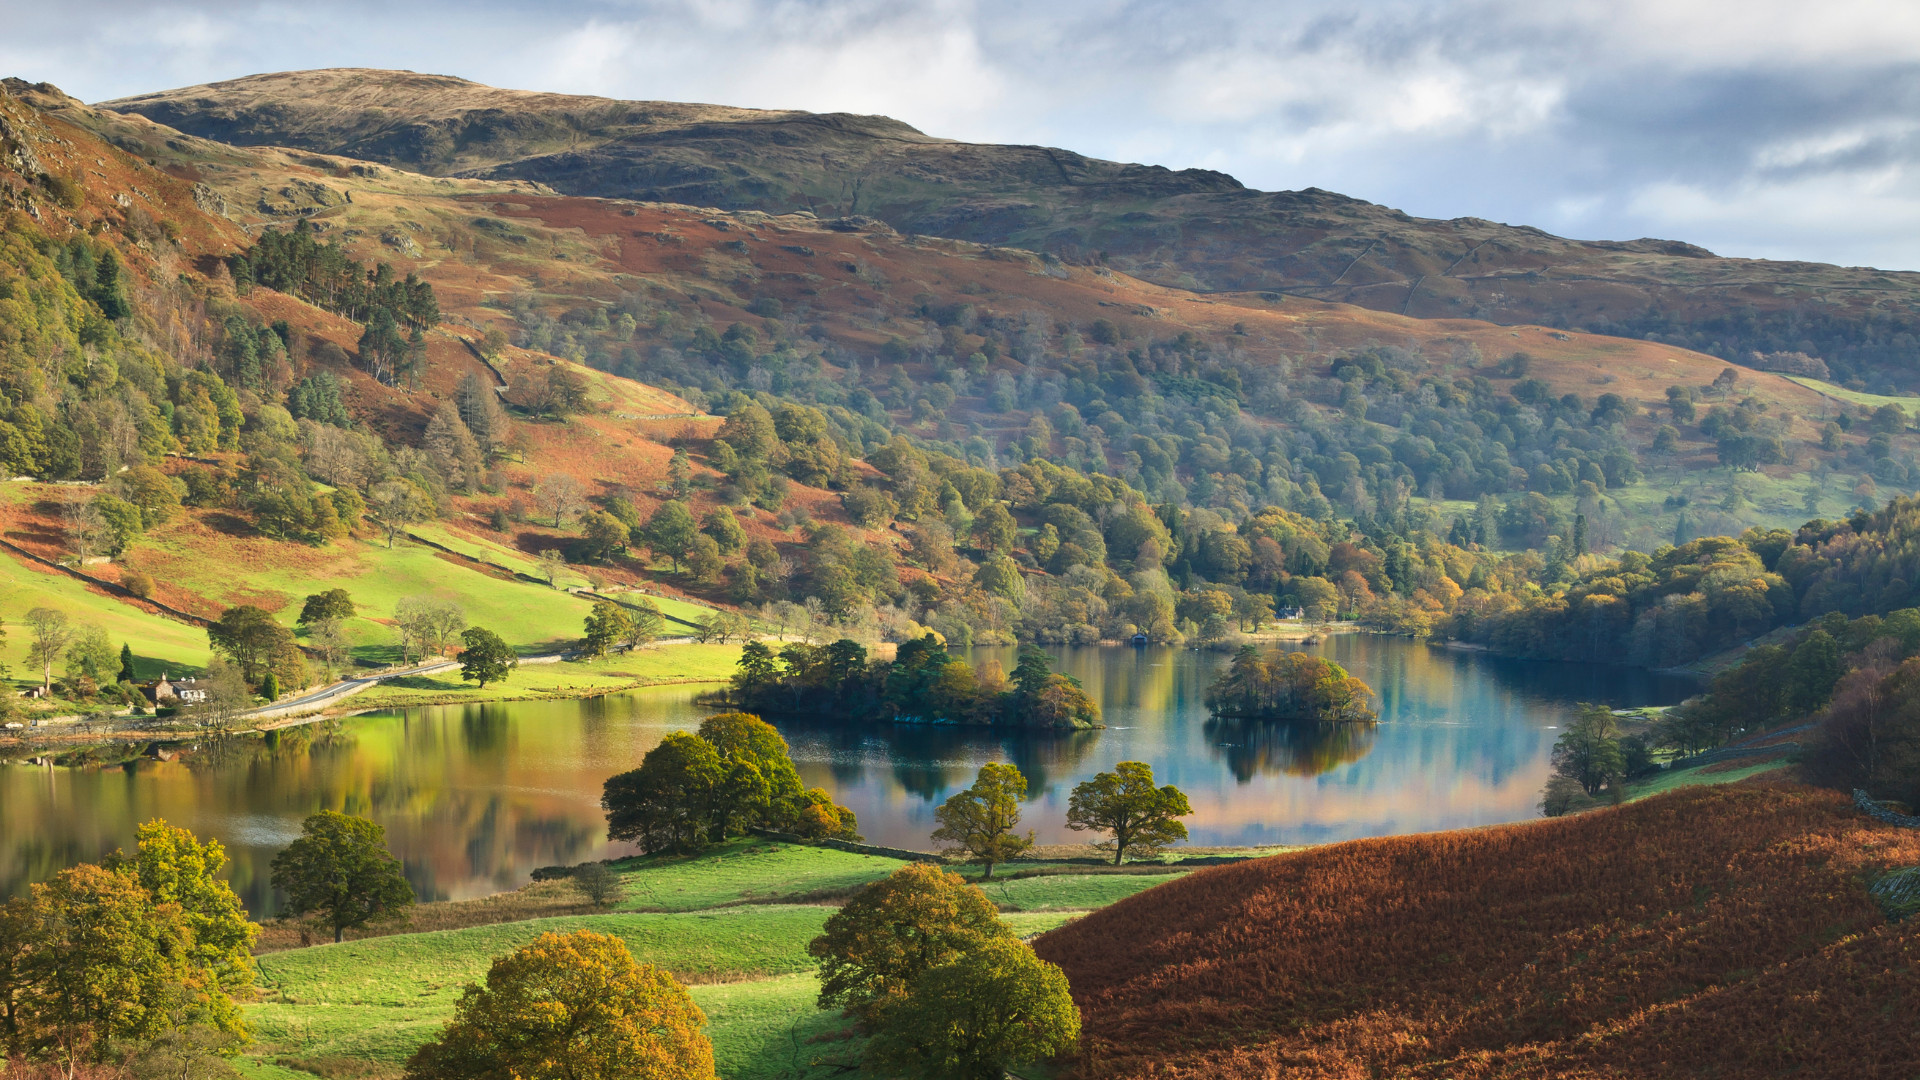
[98,68,1920,391]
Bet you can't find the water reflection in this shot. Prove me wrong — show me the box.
[0,637,1697,915]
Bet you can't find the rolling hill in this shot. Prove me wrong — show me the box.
[89,68,1920,392]
[1033,782,1920,1078]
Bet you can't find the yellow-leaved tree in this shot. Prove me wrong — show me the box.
[403,930,714,1080]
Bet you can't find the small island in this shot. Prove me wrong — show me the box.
[724,634,1101,729]
[1205,645,1379,724]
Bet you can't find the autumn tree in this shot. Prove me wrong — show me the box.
[368,479,433,548]
[867,935,1080,1080]
[930,762,1033,879]
[270,811,416,943]
[298,588,356,624]
[403,930,713,1080]
[394,597,466,662]
[533,472,586,528]
[207,605,305,689]
[458,627,517,688]
[1065,761,1192,865]
[623,597,664,648]
[808,863,1011,1024]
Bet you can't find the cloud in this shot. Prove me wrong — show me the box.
[6,0,1920,268]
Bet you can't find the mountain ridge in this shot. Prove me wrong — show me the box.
[92,68,1920,390]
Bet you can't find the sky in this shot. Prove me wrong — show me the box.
[5,0,1920,269]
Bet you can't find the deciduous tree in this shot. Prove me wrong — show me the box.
[808,863,1010,1023]
[1065,761,1192,865]
[270,811,415,943]
[930,762,1033,879]
[458,627,517,688]
[402,930,713,1080]
[867,935,1080,1080]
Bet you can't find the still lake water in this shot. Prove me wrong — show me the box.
[0,637,1697,915]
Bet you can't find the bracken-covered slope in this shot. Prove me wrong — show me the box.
[1033,783,1920,1079]
[96,68,1920,390]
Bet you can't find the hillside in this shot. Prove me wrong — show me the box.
[90,68,1920,392]
[1033,783,1920,1078]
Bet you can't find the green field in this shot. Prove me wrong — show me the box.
[1786,375,1920,416]
[136,529,598,659]
[1625,757,1792,801]
[239,841,1176,1079]
[0,550,211,680]
[342,643,743,710]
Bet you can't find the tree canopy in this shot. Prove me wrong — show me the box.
[930,762,1033,879]
[269,811,416,943]
[1065,762,1193,865]
[809,863,1011,1024]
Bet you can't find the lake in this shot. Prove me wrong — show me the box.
[0,637,1697,915]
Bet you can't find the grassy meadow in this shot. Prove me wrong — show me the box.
[234,839,1174,1080]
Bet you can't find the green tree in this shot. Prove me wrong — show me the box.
[601,733,724,854]
[700,508,746,554]
[572,864,621,909]
[269,811,416,943]
[1551,704,1626,797]
[808,863,1011,1024]
[1785,628,1846,716]
[582,600,635,658]
[118,641,137,685]
[207,605,296,685]
[645,501,698,572]
[667,448,692,497]
[1065,761,1192,865]
[403,930,714,1080]
[63,625,117,689]
[867,936,1080,1080]
[930,763,1033,879]
[577,510,631,564]
[459,627,518,689]
[698,711,804,835]
[298,589,356,624]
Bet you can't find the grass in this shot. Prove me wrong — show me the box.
[609,837,916,911]
[134,528,597,658]
[339,643,742,711]
[1786,374,1920,414]
[974,873,1186,912]
[238,841,1149,1079]
[1624,757,1793,801]
[0,548,210,679]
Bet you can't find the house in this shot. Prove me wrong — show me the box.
[147,675,209,704]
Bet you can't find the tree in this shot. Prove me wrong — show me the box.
[700,508,746,554]
[582,600,635,658]
[118,641,137,685]
[572,864,622,909]
[64,625,117,689]
[1065,761,1192,865]
[207,605,297,685]
[667,448,692,497]
[308,619,352,681]
[1009,645,1100,729]
[698,712,804,834]
[298,588,356,624]
[1551,704,1625,797]
[930,763,1033,880]
[623,598,664,648]
[270,810,416,943]
[24,607,70,693]
[260,671,280,700]
[368,479,432,548]
[533,473,586,528]
[193,657,253,729]
[104,820,258,1000]
[402,930,714,1080]
[601,733,724,854]
[866,935,1080,1080]
[459,627,517,688]
[809,864,1011,1024]
[393,597,466,662]
[686,534,725,583]
[577,511,630,564]
[20,864,194,1070]
[537,548,567,588]
[645,501,698,571]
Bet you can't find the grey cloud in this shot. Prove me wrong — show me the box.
[3,0,1919,267]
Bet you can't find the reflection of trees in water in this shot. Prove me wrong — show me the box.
[460,704,512,755]
[1204,717,1376,781]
